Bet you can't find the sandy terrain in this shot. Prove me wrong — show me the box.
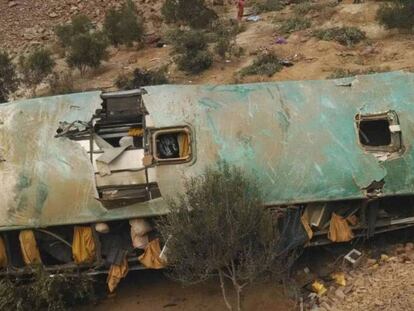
[79,270,295,311]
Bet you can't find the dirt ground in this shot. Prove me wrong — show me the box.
[303,240,414,311]
[79,270,295,311]
[79,232,414,311]
[3,0,414,98]
[68,1,414,92]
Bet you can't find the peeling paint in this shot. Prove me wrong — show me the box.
[1,72,414,231]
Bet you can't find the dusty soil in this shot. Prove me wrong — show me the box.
[79,270,295,311]
[71,1,414,90]
[336,253,414,311]
[0,0,163,53]
[2,0,414,97]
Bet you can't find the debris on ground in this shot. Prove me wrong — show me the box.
[305,242,414,311]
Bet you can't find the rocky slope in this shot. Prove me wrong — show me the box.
[0,0,163,54]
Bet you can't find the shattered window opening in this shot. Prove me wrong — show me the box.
[355,111,402,153]
[153,128,192,163]
[359,119,391,147]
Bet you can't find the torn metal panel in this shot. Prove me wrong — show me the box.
[0,92,168,231]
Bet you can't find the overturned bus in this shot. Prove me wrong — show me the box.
[1,71,414,285]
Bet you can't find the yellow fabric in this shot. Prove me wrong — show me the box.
[72,226,96,264]
[300,215,313,240]
[178,133,190,158]
[328,213,354,242]
[19,230,42,265]
[331,272,346,286]
[138,238,166,269]
[128,128,144,137]
[312,281,327,296]
[0,236,8,268]
[107,257,129,293]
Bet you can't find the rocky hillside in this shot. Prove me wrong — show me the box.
[1,0,414,95]
[1,0,162,54]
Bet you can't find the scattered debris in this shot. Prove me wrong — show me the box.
[246,15,260,22]
[344,249,363,267]
[280,59,294,67]
[275,37,287,44]
[311,280,327,296]
[331,272,346,286]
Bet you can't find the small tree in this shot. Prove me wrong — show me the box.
[169,29,213,74]
[55,14,94,48]
[211,19,244,59]
[377,0,414,31]
[66,32,109,75]
[162,0,217,29]
[104,0,145,47]
[158,163,279,311]
[115,67,169,90]
[0,51,19,103]
[19,49,55,96]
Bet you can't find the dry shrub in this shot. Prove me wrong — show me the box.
[168,29,213,74]
[158,163,281,311]
[313,27,366,46]
[103,0,144,47]
[0,269,95,311]
[48,71,77,95]
[240,52,283,77]
[0,51,19,103]
[19,48,55,95]
[279,17,311,34]
[162,0,217,29]
[115,67,169,90]
[377,0,414,31]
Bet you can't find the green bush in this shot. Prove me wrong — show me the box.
[0,269,95,311]
[279,17,311,34]
[211,19,244,59]
[176,50,213,74]
[0,51,19,103]
[377,0,414,31]
[214,37,232,58]
[157,163,280,311]
[104,0,144,47]
[162,0,217,29]
[314,27,366,46]
[66,32,109,74]
[169,29,213,74]
[115,67,169,90]
[240,52,282,77]
[19,48,55,95]
[55,15,93,48]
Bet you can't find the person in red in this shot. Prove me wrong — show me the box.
[236,0,245,21]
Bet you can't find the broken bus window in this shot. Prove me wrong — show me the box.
[355,111,402,153]
[152,128,192,163]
